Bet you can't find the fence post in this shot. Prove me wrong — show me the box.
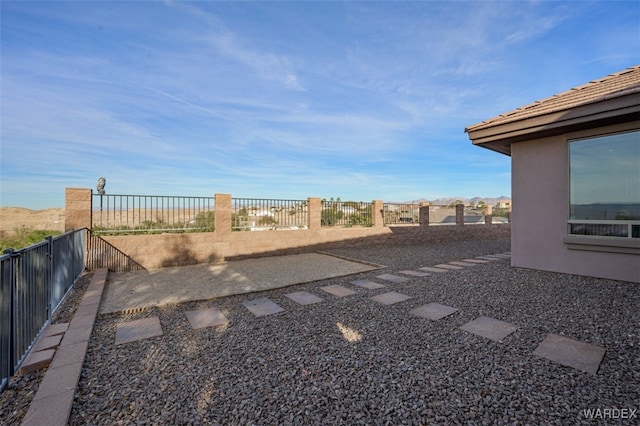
[455,204,464,226]
[46,236,53,320]
[0,249,15,391]
[419,203,430,227]
[307,198,321,230]
[65,188,92,232]
[214,194,232,237]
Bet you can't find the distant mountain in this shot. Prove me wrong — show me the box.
[401,196,511,206]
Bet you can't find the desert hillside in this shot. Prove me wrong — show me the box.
[0,207,65,236]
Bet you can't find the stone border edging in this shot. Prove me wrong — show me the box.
[21,268,109,426]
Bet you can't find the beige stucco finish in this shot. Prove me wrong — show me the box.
[511,123,639,283]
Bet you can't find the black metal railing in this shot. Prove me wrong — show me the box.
[321,200,373,227]
[382,203,420,225]
[92,193,215,234]
[87,235,145,272]
[1,229,86,392]
[232,198,308,231]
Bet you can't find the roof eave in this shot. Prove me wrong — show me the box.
[467,94,640,157]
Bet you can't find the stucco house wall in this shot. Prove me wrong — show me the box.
[466,65,639,283]
[511,122,639,282]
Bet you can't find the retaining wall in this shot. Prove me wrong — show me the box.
[98,224,509,269]
[65,188,510,270]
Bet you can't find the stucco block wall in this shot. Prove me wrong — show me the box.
[511,125,639,283]
[101,224,510,270]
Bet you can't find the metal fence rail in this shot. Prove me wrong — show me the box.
[321,200,372,227]
[232,198,308,231]
[87,234,145,272]
[427,205,457,224]
[0,229,86,392]
[383,203,420,225]
[93,194,215,234]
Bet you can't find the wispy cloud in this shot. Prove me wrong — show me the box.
[1,1,638,208]
[167,0,304,91]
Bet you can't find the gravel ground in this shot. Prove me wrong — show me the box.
[64,239,639,425]
[0,271,93,425]
[2,239,638,425]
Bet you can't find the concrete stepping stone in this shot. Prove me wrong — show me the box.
[419,266,449,273]
[533,333,606,375]
[18,322,71,374]
[460,316,518,342]
[398,270,431,277]
[115,317,163,345]
[462,259,490,264]
[434,264,464,270]
[17,349,56,375]
[450,261,479,267]
[375,273,410,283]
[243,297,285,317]
[350,279,386,289]
[42,323,69,337]
[185,307,230,329]
[32,334,63,352]
[285,291,323,305]
[492,253,512,258]
[320,285,356,297]
[371,291,412,305]
[410,303,459,321]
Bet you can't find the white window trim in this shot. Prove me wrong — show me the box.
[563,235,640,255]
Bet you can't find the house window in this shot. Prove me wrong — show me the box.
[569,130,640,239]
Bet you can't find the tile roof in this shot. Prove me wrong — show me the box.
[466,65,640,132]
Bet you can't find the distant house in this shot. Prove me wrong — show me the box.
[466,66,640,283]
[495,200,511,210]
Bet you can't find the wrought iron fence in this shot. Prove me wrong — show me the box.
[321,200,373,227]
[232,198,308,230]
[87,235,145,272]
[382,203,420,225]
[427,205,458,224]
[92,193,215,234]
[1,229,86,392]
[463,206,486,224]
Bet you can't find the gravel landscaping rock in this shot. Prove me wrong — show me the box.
[64,239,638,425]
[3,239,638,425]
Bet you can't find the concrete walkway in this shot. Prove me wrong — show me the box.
[101,252,382,314]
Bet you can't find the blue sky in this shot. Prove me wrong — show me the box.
[1,1,639,209]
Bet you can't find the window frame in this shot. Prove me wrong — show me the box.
[565,129,640,254]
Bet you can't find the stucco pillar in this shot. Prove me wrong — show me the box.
[65,188,92,232]
[307,197,321,230]
[214,194,232,236]
[419,203,430,226]
[372,200,384,227]
[455,204,464,226]
[484,205,493,225]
